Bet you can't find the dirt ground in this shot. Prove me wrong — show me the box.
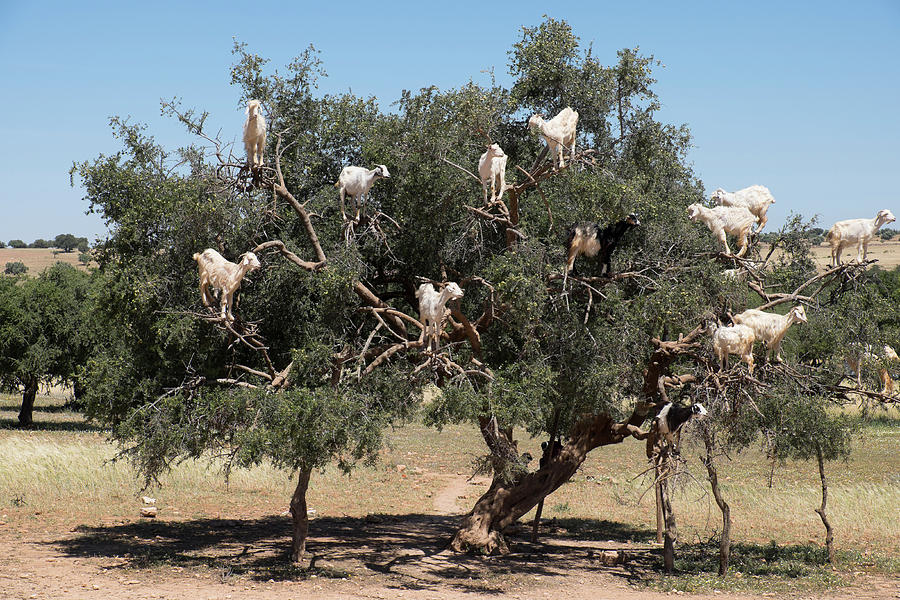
[1,473,898,600]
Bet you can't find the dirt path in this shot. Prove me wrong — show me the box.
[431,473,485,515]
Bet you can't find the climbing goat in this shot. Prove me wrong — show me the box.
[731,305,807,362]
[656,402,707,448]
[478,143,508,203]
[528,107,579,169]
[825,209,895,266]
[193,249,261,322]
[687,203,756,257]
[709,322,756,374]
[712,185,776,231]
[335,165,391,222]
[415,282,464,350]
[564,213,640,285]
[242,100,267,170]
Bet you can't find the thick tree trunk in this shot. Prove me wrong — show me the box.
[450,327,699,554]
[703,435,731,575]
[289,467,313,562]
[450,414,643,553]
[18,376,38,427]
[814,445,835,563]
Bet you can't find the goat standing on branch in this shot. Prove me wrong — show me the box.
[655,402,707,449]
[335,165,391,222]
[687,203,756,257]
[709,322,756,374]
[732,305,807,363]
[478,143,508,203]
[528,107,578,169]
[564,213,640,285]
[193,249,261,322]
[415,282,464,350]
[712,185,776,232]
[825,209,895,266]
[243,100,267,171]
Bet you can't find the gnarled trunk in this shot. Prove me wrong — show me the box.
[450,414,641,553]
[18,376,38,427]
[702,434,731,575]
[289,467,312,562]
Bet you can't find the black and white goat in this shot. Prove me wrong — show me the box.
[655,402,707,449]
[564,213,640,286]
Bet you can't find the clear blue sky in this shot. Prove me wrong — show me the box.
[1,1,898,243]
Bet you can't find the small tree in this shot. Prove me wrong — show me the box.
[8,239,26,249]
[77,237,90,253]
[31,239,52,248]
[4,261,27,276]
[0,263,95,425]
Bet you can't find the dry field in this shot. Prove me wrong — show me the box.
[0,248,92,274]
[1,392,898,599]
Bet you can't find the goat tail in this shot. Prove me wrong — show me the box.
[824,227,836,242]
[334,180,340,188]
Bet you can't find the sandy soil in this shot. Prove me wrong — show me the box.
[1,473,898,600]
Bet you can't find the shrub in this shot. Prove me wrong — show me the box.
[78,253,92,265]
[4,261,27,275]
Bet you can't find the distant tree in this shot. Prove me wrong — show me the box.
[31,239,51,249]
[8,240,26,249]
[0,240,5,249]
[76,237,90,253]
[4,261,27,276]
[878,228,897,241]
[0,263,95,425]
[54,233,80,252]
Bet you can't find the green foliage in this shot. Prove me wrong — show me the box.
[8,239,26,249]
[54,233,80,252]
[4,261,26,276]
[72,17,886,530]
[0,263,95,393]
[78,252,92,264]
[30,238,51,248]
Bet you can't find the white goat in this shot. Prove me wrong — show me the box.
[415,282,464,350]
[712,185,776,232]
[193,249,261,322]
[478,143,508,203]
[731,305,808,362]
[528,107,579,169]
[687,203,757,257]
[243,100,267,170]
[825,209,896,266]
[710,322,756,374]
[334,165,391,221]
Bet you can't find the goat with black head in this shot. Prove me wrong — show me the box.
[564,213,640,285]
[655,402,707,450]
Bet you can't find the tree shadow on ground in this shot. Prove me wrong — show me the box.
[0,416,103,432]
[50,513,663,592]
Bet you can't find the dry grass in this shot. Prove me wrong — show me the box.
[0,247,92,274]
[1,392,898,594]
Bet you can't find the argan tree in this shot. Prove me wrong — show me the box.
[0,263,95,425]
[74,17,895,567]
